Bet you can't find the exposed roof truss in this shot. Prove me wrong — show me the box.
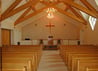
[0,0,98,26]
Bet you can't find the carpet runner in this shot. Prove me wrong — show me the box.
[43,45,58,50]
[37,50,68,71]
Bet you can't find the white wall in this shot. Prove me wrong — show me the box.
[1,18,14,45]
[22,16,80,40]
[0,18,22,45]
[0,27,22,45]
[80,29,87,45]
[13,28,22,45]
[80,20,98,45]
[1,18,14,29]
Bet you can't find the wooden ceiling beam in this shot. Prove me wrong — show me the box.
[14,6,49,25]
[41,1,86,24]
[64,7,69,11]
[68,6,81,18]
[14,0,40,25]
[40,1,60,6]
[62,0,98,18]
[67,5,87,24]
[53,6,86,23]
[1,1,33,21]
[15,0,39,24]
[14,1,61,26]
[14,1,61,25]
[29,0,39,11]
[80,0,98,15]
[19,7,31,18]
[15,7,31,23]
[2,0,22,18]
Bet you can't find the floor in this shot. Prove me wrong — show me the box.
[37,50,68,71]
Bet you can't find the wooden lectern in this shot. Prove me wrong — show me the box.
[48,36,53,45]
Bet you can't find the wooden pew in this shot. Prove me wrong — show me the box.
[2,69,25,71]
[59,45,98,71]
[68,54,98,71]
[2,54,41,71]
[59,45,98,60]
[60,46,98,64]
[2,45,42,71]
[59,45,95,59]
[86,66,98,71]
[2,49,42,66]
[77,59,98,71]
[2,54,32,71]
[2,52,40,68]
[2,54,40,71]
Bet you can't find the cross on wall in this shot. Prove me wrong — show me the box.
[46,21,55,34]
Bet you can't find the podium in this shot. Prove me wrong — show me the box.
[48,39,53,45]
[43,39,58,50]
[43,36,58,50]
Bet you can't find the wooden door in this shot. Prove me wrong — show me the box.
[1,29,11,46]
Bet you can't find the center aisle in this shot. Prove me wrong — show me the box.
[37,50,68,71]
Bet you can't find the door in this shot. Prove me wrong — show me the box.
[1,29,11,46]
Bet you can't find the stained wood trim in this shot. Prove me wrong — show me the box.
[1,28,11,46]
[41,1,86,23]
[53,6,85,23]
[40,1,60,6]
[14,2,59,25]
[15,0,39,25]
[2,0,22,18]
[15,7,31,23]
[14,6,49,25]
[67,5,87,25]
[80,0,98,15]
[29,0,37,11]
[62,0,98,18]
[64,6,69,11]
[1,2,32,21]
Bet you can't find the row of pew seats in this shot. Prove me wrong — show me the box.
[59,45,98,71]
[2,45,42,71]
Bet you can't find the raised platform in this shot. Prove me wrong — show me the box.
[43,45,58,50]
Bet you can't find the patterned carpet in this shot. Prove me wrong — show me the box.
[37,50,68,71]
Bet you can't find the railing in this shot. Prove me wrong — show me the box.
[19,39,79,45]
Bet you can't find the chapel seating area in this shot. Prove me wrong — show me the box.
[1,45,98,71]
[2,45,42,71]
[59,45,98,71]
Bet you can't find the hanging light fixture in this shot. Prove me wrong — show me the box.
[40,0,57,19]
[46,8,56,19]
[47,13,54,19]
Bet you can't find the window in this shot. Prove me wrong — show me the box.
[95,0,98,6]
[80,11,88,20]
[89,16,97,31]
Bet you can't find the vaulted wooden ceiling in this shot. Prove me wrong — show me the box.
[0,0,98,26]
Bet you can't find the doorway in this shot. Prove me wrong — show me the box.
[1,29,11,46]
